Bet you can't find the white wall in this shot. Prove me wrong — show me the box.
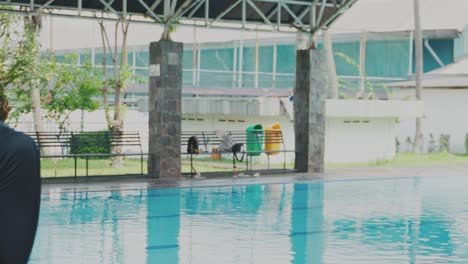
[396,89,468,153]
[12,110,397,164]
[326,118,396,163]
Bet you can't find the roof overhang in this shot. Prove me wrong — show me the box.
[0,0,358,34]
[389,74,468,89]
[127,83,291,97]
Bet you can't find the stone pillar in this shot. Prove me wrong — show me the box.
[294,49,328,173]
[148,40,183,179]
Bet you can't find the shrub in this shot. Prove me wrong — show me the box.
[465,133,468,154]
[70,131,111,156]
[405,136,413,152]
[428,133,437,153]
[439,134,450,152]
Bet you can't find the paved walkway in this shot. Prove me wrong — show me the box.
[328,163,468,178]
[41,163,468,193]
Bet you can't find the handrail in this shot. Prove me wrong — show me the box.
[41,152,149,178]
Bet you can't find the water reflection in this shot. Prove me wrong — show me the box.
[147,189,180,263]
[32,177,468,263]
[290,183,324,264]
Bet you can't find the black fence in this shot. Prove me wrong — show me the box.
[41,153,149,179]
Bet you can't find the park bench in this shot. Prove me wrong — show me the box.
[26,130,290,178]
[181,130,291,177]
[25,132,73,155]
[26,131,145,177]
[25,131,143,156]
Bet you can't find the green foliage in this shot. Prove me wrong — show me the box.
[8,45,56,121]
[69,131,111,155]
[327,152,468,169]
[108,64,132,91]
[465,133,468,154]
[439,134,451,153]
[428,133,437,153]
[405,136,413,152]
[0,11,38,121]
[45,54,102,132]
[335,51,390,98]
[335,51,360,71]
[2,14,102,127]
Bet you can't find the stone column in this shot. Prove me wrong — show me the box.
[294,49,328,173]
[148,40,183,179]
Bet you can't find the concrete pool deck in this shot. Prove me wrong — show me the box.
[41,163,468,194]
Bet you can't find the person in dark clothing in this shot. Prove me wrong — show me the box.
[0,121,41,264]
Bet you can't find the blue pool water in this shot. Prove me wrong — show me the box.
[31,176,468,263]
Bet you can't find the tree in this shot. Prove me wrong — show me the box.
[45,55,102,134]
[7,46,58,127]
[0,11,36,122]
[2,13,52,154]
[98,19,132,168]
[335,52,376,99]
[17,13,48,139]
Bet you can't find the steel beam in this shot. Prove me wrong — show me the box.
[0,0,354,35]
[316,0,326,25]
[138,0,162,22]
[210,0,242,26]
[281,3,304,28]
[187,0,205,18]
[247,0,274,29]
[99,0,118,16]
[312,0,357,34]
[424,39,445,67]
[37,0,56,12]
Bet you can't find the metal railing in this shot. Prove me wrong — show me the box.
[41,153,149,179]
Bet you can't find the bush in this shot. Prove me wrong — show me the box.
[439,134,450,152]
[70,131,111,155]
[465,133,468,154]
[405,136,413,152]
[428,133,437,153]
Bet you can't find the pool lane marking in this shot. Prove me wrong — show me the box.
[146,244,179,251]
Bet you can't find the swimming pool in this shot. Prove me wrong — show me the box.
[31,176,468,263]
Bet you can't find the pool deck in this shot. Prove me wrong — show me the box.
[41,163,468,193]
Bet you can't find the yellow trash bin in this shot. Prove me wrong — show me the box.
[264,124,282,156]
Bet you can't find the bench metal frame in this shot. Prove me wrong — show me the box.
[26,130,293,178]
[26,131,145,178]
[41,153,147,178]
[181,130,292,177]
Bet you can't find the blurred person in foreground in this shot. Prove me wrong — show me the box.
[0,110,41,263]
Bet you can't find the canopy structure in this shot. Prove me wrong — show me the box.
[0,0,357,33]
[390,57,468,89]
[0,0,358,178]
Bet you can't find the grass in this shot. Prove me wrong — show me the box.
[326,151,468,169]
[41,158,146,178]
[379,152,468,166]
[40,152,468,178]
[40,157,232,178]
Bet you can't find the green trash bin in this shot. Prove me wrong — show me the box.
[246,124,264,156]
